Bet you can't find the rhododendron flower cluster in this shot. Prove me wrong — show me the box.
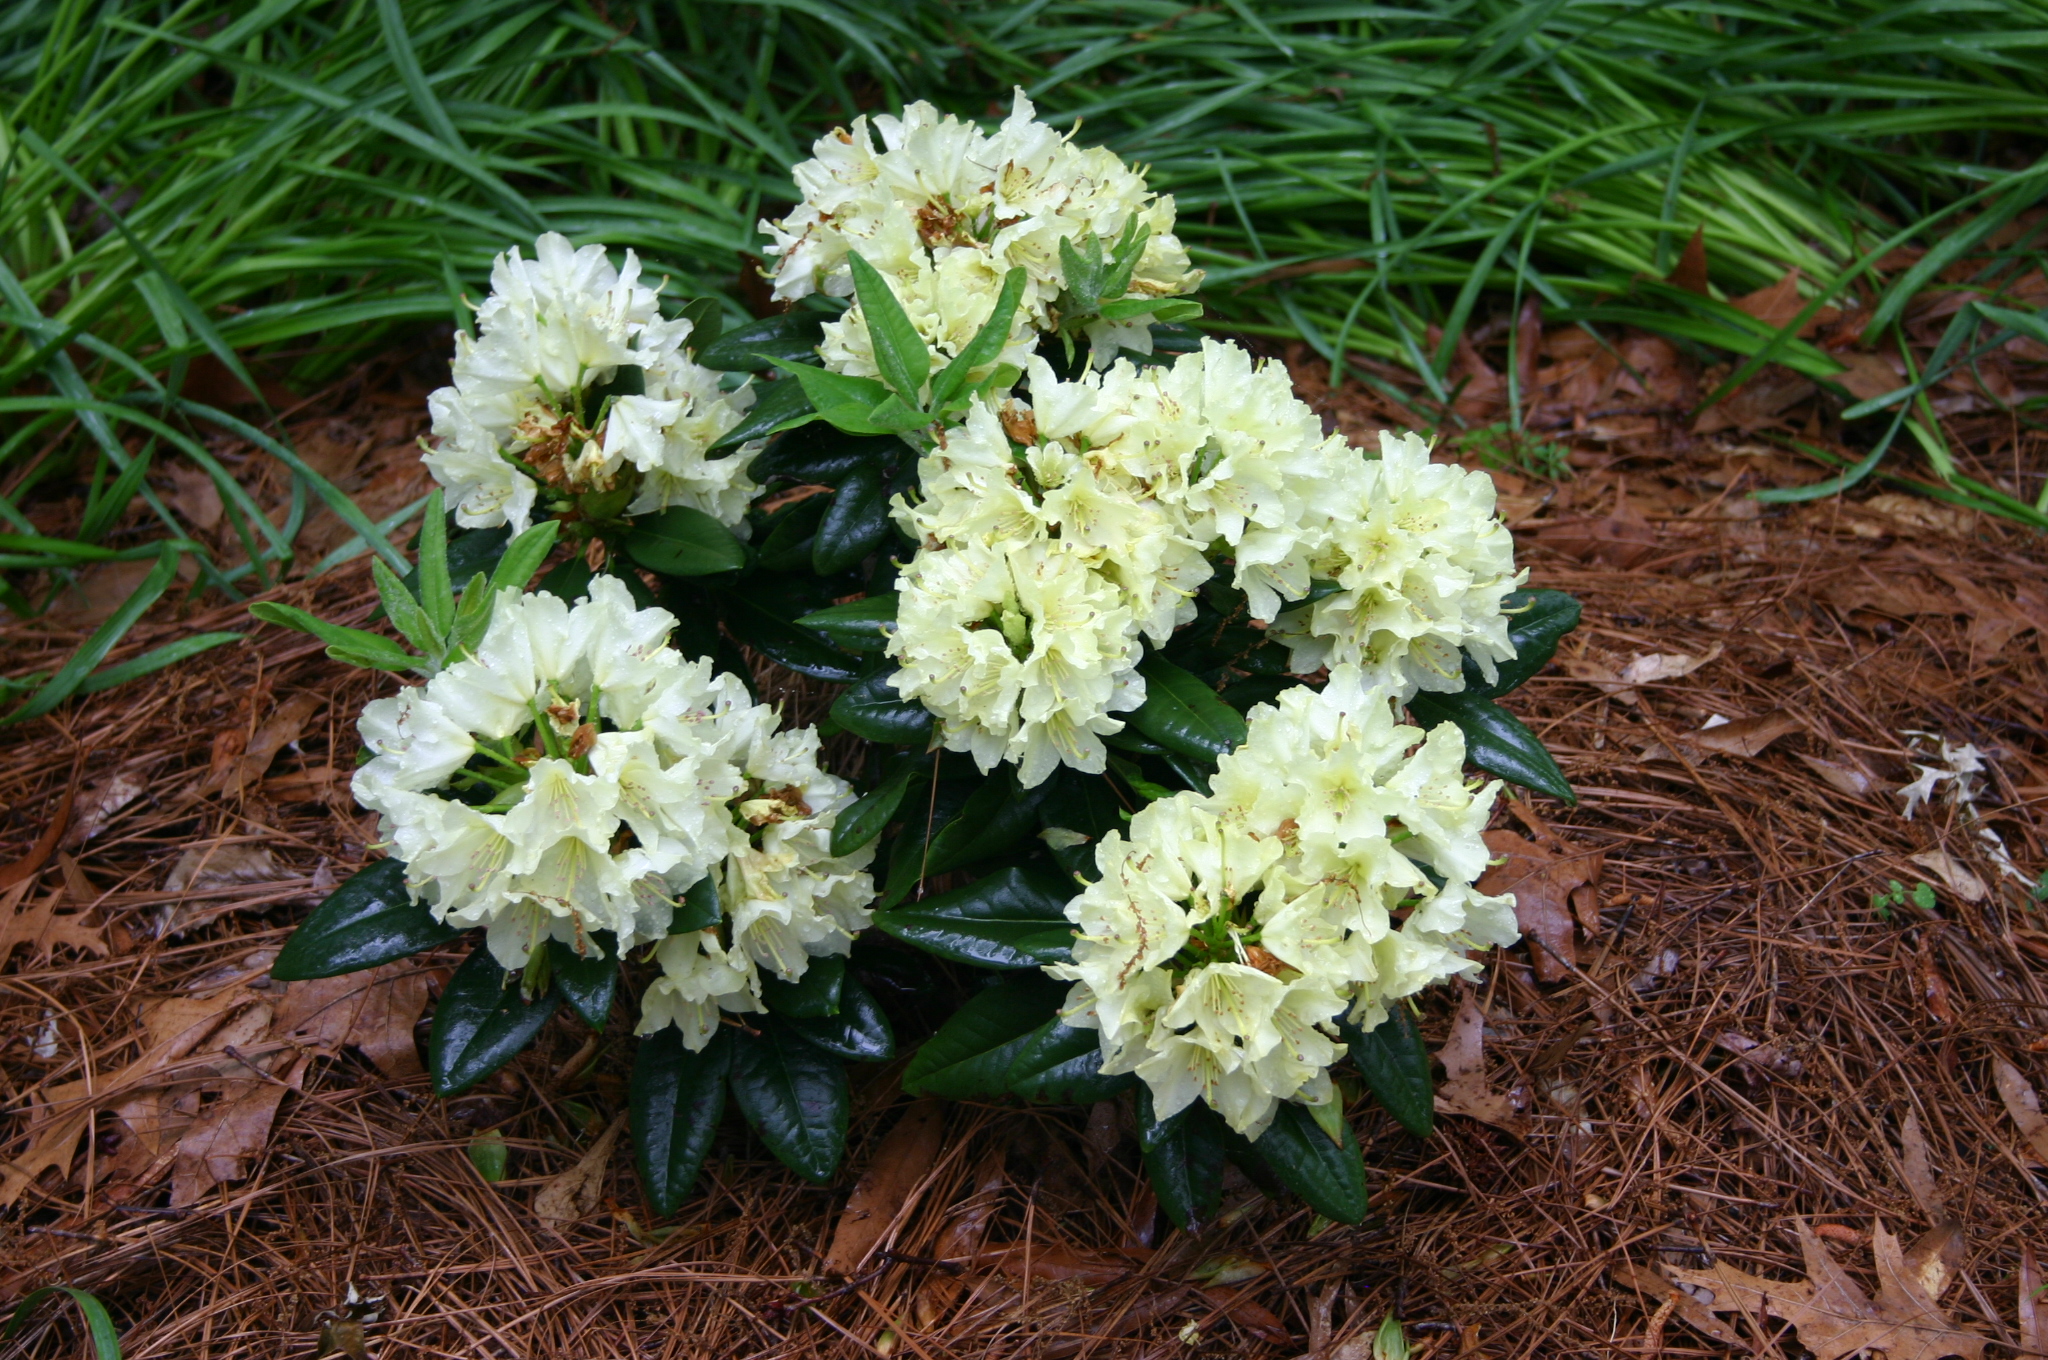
[424,232,760,535]
[1045,667,1520,1139]
[758,91,1202,378]
[351,577,873,1045]
[886,338,1526,787]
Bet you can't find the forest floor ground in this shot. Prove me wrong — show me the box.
[1,337,2045,1360]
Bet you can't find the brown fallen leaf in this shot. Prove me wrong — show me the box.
[913,1145,1008,1328]
[822,1098,948,1276]
[205,691,325,798]
[1993,1058,2048,1165]
[1610,1261,1743,1348]
[2020,1245,2040,1357]
[1898,1110,1942,1217]
[0,883,108,964]
[274,966,431,1081]
[1665,225,1710,296]
[1714,1031,1804,1082]
[1730,267,1810,332]
[534,1115,626,1226]
[1477,829,1603,982]
[165,840,280,893]
[982,1243,1148,1285]
[1433,988,1524,1132]
[1663,1220,1986,1360]
[1797,753,1878,798]
[1618,646,1722,687]
[60,765,152,850]
[1909,850,1987,904]
[1683,710,1803,758]
[171,1051,306,1206]
[1196,1285,1291,1346]
[0,779,75,890]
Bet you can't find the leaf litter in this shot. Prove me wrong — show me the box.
[0,343,2044,1358]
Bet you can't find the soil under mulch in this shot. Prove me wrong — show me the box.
[2,362,2046,1360]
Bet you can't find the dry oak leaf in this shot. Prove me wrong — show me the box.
[1663,1220,1986,1360]
[1477,829,1602,982]
[1682,710,1803,758]
[0,882,107,964]
[1992,1058,2048,1165]
[203,691,324,798]
[1432,988,1525,1132]
[823,1097,948,1276]
[534,1114,626,1226]
[914,1145,1007,1329]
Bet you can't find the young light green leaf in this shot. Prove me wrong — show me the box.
[248,602,418,672]
[417,489,453,635]
[448,573,494,658]
[371,556,442,657]
[846,250,931,405]
[929,267,1028,410]
[764,358,894,434]
[489,519,560,595]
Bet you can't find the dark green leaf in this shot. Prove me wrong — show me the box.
[1137,1088,1225,1231]
[798,592,899,653]
[623,505,749,577]
[270,858,460,980]
[670,874,722,933]
[1407,690,1575,804]
[728,1018,849,1183]
[832,670,932,744]
[1038,768,1129,841]
[874,865,1076,969]
[787,975,895,1062]
[903,973,1067,1099]
[1340,1008,1434,1138]
[1131,656,1248,761]
[1006,1016,1131,1104]
[696,312,825,371]
[550,936,619,1029]
[1468,589,1581,697]
[847,251,931,405]
[754,492,830,572]
[760,954,846,1019]
[721,596,861,682]
[830,759,923,857]
[429,943,561,1096]
[713,373,814,449]
[630,1026,729,1216]
[749,427,896,485]
[811,464,892,575]
[1247,1101,1369,1224]
[678,296,724,351]
[919,769,1046,878]
[536,555,593,602]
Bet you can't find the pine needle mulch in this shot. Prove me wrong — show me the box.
[2,364,2046,1360]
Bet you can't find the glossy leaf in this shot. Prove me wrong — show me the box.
[623,505,748,576]
[1137,1088,1225,1231]
[1468,589,1581,697]
[797,592,898,653]
[1341,1008,1434,1138]
[536,555,593,602]
[754,492,830,572]
[696,312,825,371]
[670,874,722,933]
[721,596,861,682]
[550,935,619,1030]
[922,770,1045,877]
[903,973,1067,1099]
[810,464,892,575]
[760,953,845,1019]
[1007,1017,1131,1104]
[749,426,896,485]
[1131,656,1248,761]
[631,1026,729,1215]
[1037,767,1126,840]
[728,1018,849,1183]
[767,358,894,434]
[429,943,561,1096]
[831,669,933,744]
[1407,690,1576,803]
[787,975,895,1062]
[830,758,923,857]
[1247,1101,1369,1224]
[873,865,1076,969]
[712,371,813,448]
[270,857,460,980]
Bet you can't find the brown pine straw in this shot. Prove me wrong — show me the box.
[2,383,2046,1358]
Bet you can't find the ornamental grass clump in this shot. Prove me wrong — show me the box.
[260,89,1581,1229]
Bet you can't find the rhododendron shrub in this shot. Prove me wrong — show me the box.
[258,91,1579,1228]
